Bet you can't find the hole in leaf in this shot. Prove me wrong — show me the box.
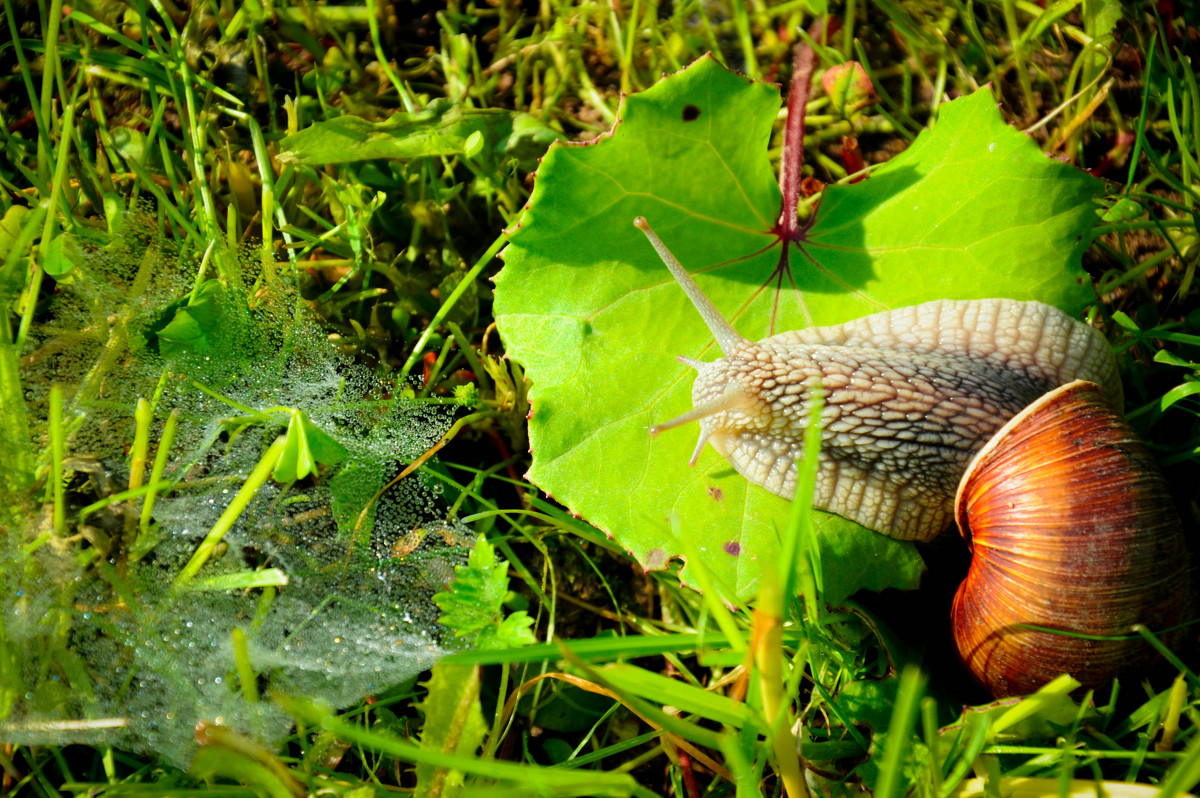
[644,548,668,570]
[681,104,701,121]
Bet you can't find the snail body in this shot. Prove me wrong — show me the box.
[634,216,1189,697]
[634,217,1121,542]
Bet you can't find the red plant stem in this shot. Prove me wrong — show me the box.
[841,135,866,182]
[484,425,526,503]
[777,20,825,243]
[678,752,701,798]
[421,351,438,385]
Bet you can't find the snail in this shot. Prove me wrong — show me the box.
[634,216,1190,698]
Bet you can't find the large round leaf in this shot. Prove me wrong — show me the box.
[494,55,1102,601]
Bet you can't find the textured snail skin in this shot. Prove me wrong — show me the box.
[636,217,1121,542]
[951,380,1188,698]
[687,300,1122,542]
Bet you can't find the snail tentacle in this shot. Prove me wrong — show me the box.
[634,217,748,357]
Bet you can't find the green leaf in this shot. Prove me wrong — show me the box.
[822,62,875,116]
[190,747,299,798]
[475,611,535,651]
[189,724,305,798]
[155,279,227,358]
[277,99,562,167]
[0,205,39,311]
[415,663,488,798]
[110,126,146,163]
[157,308,205,349]
[273,408,348,483]
[42,233,81,277]
[433,535,536,650]
[1101,196,1143,222]
[0,206,32,262]
[273,419,311,483]
[836,675,927,792]
[494,56,1102,600]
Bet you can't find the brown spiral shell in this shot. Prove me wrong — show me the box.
[951,380,1190,698]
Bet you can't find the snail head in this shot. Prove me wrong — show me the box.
[647,358,763,467]
[634,217,789,467]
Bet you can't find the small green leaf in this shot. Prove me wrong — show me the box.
[273,409,347,483]
[110,126,146,163]
[274,413,311,483]
[42,233,81,277]
[434,535,536,650]
[102,193,126,235]
[301,415,348,466]
[190,724,305,798]
[1101,196,1143,222]
[835,673,930,794]
[822,62,875,115]
[0,205,39,308]
[0,205,32,261]
[415,663,487,798]
[155,280,227,358]
[463,129,485,159]
[475,612,535,651]
[190,747,298,798]
[277,99,562,167]
[157,308,204,350]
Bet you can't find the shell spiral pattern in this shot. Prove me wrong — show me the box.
[951,380,1189,697]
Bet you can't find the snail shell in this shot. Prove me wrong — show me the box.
[635,217,1121,542]
[951,380,1189,698]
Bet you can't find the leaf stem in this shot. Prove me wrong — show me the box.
[1001,0,1037,122]
[48,385,66,536]
[400,233,507,380]
[174,436,287,586]
[778,21,825,243]
[135,408,179,556]
[232,627,260,703]
[1125,32,1157,196]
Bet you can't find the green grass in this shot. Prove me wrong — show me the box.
[1,1,1199,796]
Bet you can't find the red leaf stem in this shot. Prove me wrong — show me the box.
[777,20,826,243]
